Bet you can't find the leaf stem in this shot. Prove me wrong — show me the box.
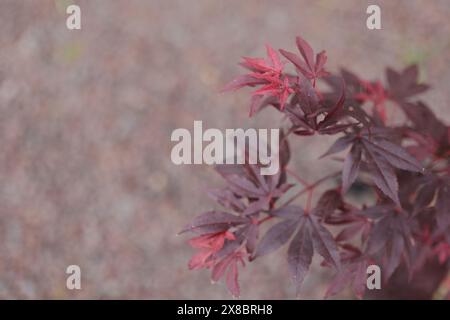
[282,170,341,207]
[257,215,274,225]
[286,168,309,187]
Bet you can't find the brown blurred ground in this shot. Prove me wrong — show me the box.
[0,0,449,299]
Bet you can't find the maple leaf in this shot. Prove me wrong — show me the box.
[253,76,293,111]
[325,69,364,100]
[362,205,415,280]
[316,80,351,134]
[285,76,354,136]
[354,80,388,123]
[247,95,279,117]
[280,36,330,86]
[253,218,298,258]
[319,135,355,159]
[289,73,320,116]
[364,142,401,205]
[221,74,267,92]
[215,163,293,216]
[188,231,236,270]
[416,175,450,236]
[179,211,248,235]
[404,130,440,161]
[342,143,363,193]
[288,213,341,295]
[207,188,247,213]
[252,205,340,294]
[243,223,259,255]
[324,71,390,127]
[308,214,341,268]
[283,74,322,135]
[211,250,246,298]
[386,65,428,101]
[363,134,425,204]
[335,218,371,244]
[223,45,294,113]
[279,129,291,170]
[401,101,449,152]
[322,129,424,205]
[324,245,368,299]
[322,200,371,245]
[287,218,313,294]
[435,181,450,235]
[251,206,305,259]
[433,241,450,264]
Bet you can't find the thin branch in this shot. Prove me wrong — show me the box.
[282,170,341,207]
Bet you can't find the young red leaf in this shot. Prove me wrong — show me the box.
[211,253,234,282]
[226,259,241,298]
[280,36,330,84]
[222,74,266,92]
[211,251,246,298]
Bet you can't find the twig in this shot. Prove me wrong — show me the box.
[282,170,341,207]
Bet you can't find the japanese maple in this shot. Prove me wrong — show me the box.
[180,36,450,299]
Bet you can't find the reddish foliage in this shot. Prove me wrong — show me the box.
[182,36,450,299]
[354,80,388,123]
[188,231,236,270]
[223,45,294,113]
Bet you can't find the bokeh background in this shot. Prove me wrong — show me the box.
[0,0,449,299]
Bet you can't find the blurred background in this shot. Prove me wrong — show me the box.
[0,0,449,299]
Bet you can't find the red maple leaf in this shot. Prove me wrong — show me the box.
[211,249,246,298]
[433,241,450,264]
[188,231,236,270]
[223,45,294,113]
[279,36,330,86]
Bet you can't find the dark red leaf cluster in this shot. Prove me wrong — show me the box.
[182,36,450,299]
